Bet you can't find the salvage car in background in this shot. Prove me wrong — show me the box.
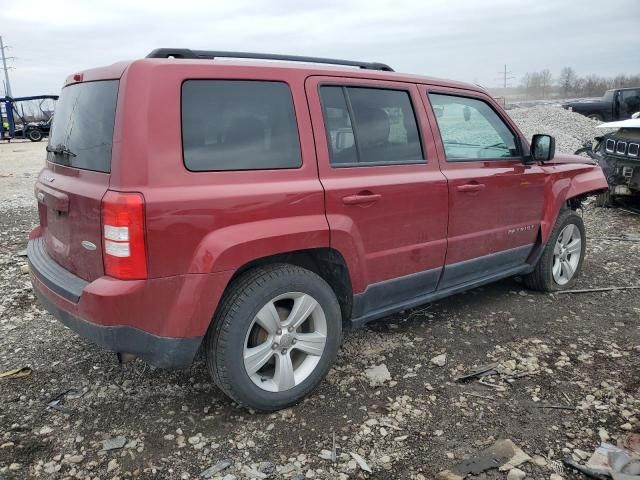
[563,87,640,122]
[576,113,640,207]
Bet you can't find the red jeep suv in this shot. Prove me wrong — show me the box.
[28,49,607,411]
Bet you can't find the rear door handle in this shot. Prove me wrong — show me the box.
[457,183,486,193]
[342,192,382,205]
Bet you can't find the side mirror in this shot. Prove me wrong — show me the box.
[531,134,556,162]
[632,112,640,119]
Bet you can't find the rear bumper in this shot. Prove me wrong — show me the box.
[32,286,201,368]
[27,236,232,368]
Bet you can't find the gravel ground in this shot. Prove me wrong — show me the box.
[506,106,608,154]
[1,110,639,480]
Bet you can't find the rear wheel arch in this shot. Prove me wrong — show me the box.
[222,248,354,326]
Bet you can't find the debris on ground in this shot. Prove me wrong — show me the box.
[200,459,232,478]
[573,441,640,480]
[0,367,32,379]
[101,435,127,451]
[450,439,531,476]
[455,363,499,381]
[430,353,447,367]
[558,285,640,294]
[349,452,372,473]
[363,363,391,386]
[625,433,640,455]
[46,388,84,414]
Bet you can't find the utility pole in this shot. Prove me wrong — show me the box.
[497,64,515,89]
[0,36,12,97]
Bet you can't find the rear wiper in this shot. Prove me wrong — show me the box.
[46,144,77,157]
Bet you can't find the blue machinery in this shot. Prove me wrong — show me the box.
[1,95,58,141]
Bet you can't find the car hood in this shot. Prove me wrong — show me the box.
[597,118,640,129]
[545,153,597,166]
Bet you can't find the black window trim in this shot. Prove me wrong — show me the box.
[180,78,304,173]
[318,82,427,168]
[426,89,525,163]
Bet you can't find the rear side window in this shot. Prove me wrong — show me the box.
[182,81,302,171]
[319,86,423,166]
[428,93,519,161]
[48,80,118,173]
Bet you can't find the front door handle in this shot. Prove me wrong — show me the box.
[342,192,382,205]
[457,183,486,193]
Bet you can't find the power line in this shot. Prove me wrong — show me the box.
[496,64,515,89]
[0,36,13,97]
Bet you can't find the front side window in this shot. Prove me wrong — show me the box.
[620,89,640,117]
[429,93,520,161]
[182,80,302,171]
[319,86,423,165]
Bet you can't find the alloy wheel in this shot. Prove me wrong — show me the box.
[552,223,582,285]
[243,292,327,392]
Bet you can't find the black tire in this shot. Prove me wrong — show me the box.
[27,129,43,142]
[205,263,342,411]
[587,113,603,122]
[523,209,586,292]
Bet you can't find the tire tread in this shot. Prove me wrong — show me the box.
[205,263,340,410]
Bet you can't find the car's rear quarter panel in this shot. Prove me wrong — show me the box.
[111,60,329,279]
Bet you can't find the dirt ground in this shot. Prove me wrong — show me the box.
[0,140,638,480]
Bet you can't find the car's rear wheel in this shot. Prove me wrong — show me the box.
[27,129,43,142]
[587,113,604,122]
[523,209,586,292]
[205,264,342,411]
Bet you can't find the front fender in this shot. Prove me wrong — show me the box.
[540,162,608,242]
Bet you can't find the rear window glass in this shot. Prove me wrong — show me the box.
[182,80,302,171]
[48,80,118,173]
[319,85,423,166]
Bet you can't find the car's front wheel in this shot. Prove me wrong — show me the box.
[523,209,586,292]
[205,264,342,411]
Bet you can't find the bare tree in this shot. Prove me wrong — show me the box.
[558,67,577,98]
[540,69,553,98]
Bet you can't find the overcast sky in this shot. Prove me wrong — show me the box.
[1,0,639,97]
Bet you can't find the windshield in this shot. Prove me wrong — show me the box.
[48,80,118,172]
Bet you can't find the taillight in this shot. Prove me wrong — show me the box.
[101,191,147,279]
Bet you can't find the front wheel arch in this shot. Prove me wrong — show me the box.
[523,209,586,292]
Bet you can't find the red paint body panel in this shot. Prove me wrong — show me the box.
[31,266,230,338]
[36,165,110,282]
[418,86,546,264]
[305,76,448,293]
[538,154,608,242]
[28,56,608,368]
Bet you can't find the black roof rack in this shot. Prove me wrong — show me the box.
[145,48,394,72]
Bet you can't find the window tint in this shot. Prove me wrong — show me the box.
[319,86,423,166]
[620,89,640,118]
[429,93,520,161]
[48,80,118,173]
[182,81,301,171]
